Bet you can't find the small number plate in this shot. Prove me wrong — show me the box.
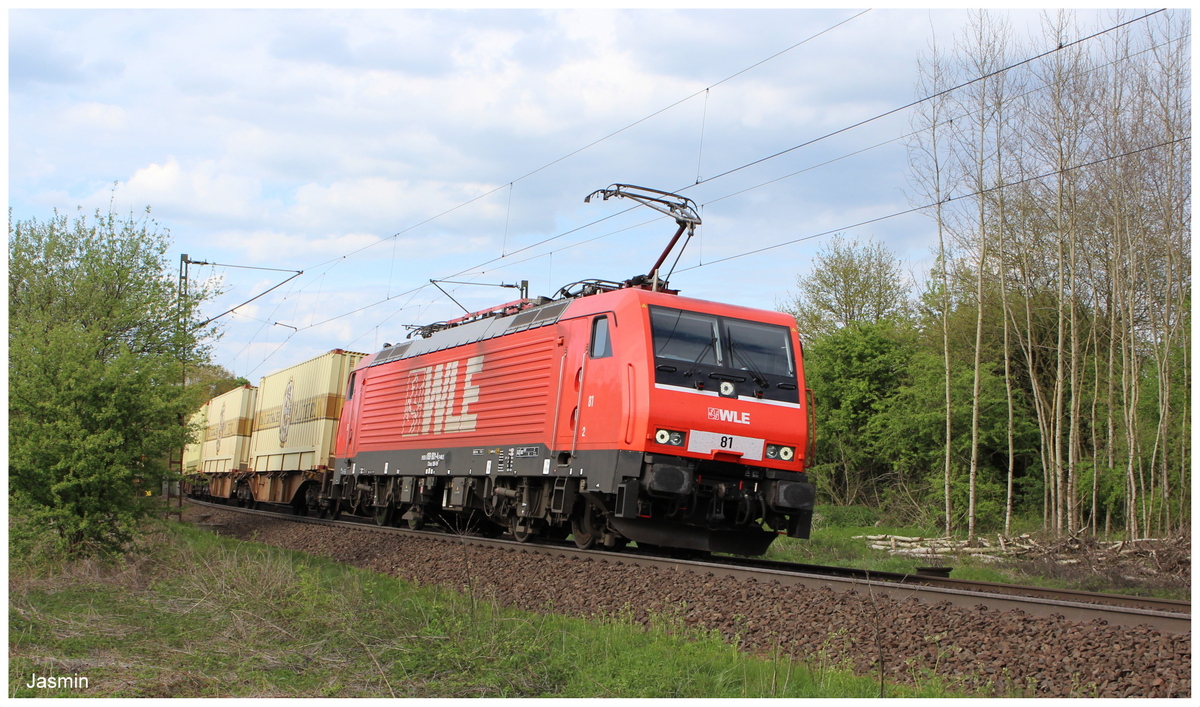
[687,430,764,461]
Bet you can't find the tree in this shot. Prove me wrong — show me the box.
[188,363,251,399]
[9,208,217,555]
[905,9,1190,537]
[908,35,960,536]
[784,235,910,342]
[803,321,914,507]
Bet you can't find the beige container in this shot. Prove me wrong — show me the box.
[250,349,365,474]
[201,385,258,474]
[183,406,207,474]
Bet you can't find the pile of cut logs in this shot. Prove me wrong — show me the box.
[853,533,1179,567]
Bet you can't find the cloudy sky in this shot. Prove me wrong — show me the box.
[12,8,1107,380]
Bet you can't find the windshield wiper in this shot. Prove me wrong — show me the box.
[729,342,769,388]
[683,337,717,378]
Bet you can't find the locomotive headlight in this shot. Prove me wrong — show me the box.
[767,444,796,461]
[655,429,685,446]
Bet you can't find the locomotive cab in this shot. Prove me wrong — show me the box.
[600,291,816,554]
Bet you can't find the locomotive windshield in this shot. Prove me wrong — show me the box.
[726,319,794,377]
[651,309,723,366]
[650,306,797,398]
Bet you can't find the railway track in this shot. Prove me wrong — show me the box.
[184,497,1189,635]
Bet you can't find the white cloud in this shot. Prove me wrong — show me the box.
[287,177,504,234]
[63,102,126,131]
[96,158,263,223]
[10,7,1137,377]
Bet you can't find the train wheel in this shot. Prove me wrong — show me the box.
[406,510,425,530]
[302,485,320,517]
[570,517,596,549]
[329,500,342,521]
[570,503,603,550]
[511,521,536,543]
[373,504,393,527]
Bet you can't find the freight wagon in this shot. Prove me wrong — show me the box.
[200,384,258,501]
[183,407,207,476]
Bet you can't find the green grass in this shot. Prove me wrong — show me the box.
[10,520,966,698]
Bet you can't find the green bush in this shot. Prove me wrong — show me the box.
[9,210,216,556]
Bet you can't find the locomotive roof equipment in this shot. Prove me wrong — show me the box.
[584,184,701,292]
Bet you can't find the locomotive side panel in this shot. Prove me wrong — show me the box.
[566,312,625,451]
[342,328,561,478]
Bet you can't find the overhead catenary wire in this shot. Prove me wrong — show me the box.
[227,8,1174,374]
[289,120,1187,375]
[398,11,1172,290]
[420,8,1171,288]
[677,135,1191,273]
[230,11,874,357]
[439,24,1193,285]
[295,9,873,276]
[692,8,1167,187]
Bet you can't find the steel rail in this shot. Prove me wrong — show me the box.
[701,555,1192,615]
[184,499,1190,635]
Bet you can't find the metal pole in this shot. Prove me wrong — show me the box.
[176,254,190,512]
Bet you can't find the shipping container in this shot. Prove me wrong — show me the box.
[248,349,364,504]
[183,406,207,475]
[202,384,257,498]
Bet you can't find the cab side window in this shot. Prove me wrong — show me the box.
[590,316,613,358]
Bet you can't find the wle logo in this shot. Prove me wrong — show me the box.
[708,407,750,425]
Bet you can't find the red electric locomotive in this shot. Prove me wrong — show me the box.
[330,185,815,555]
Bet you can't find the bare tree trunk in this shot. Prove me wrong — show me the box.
[908,35,956,536]
[956,11,1013,540]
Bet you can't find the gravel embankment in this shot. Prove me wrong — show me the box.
[184,506,1190,697]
